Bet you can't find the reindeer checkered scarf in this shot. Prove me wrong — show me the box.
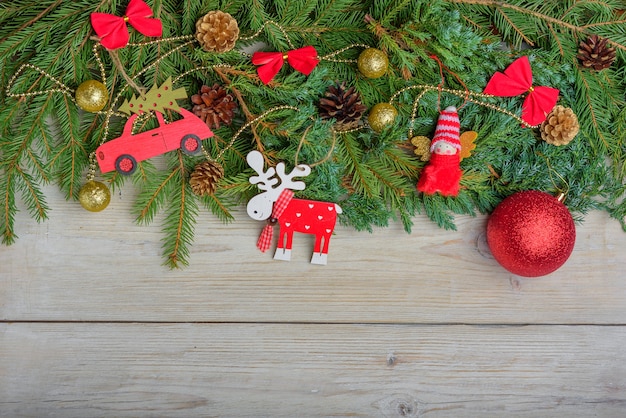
[257,189,294,252]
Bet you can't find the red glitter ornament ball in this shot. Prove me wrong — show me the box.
[487,190,576,277]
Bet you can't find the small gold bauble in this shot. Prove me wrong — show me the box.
[368,103,397,132]
[357,48,389,79]
[75,80,108,112]
[78,180,111,212]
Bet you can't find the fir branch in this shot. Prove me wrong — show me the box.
[201,193,235,223]
[1,0,625,266]
[0,0,63,44]
[135,169,178,225]
[48,95,88,199]
[161,151,197,269]
[213,66,267,154]
[0,170,17,244]
[14,165,48,221]
[447,0,626,52]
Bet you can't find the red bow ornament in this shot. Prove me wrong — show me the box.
[252,46,320,85]
[90,0,163,50]
[483,56,559,126]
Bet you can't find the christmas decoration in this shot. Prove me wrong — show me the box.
[2,0,625,267]
[318,83,366,131]
[78,180,111,212]
[190,84,238,129]
[118,77,187,115]
[416,106,463,197]
[577,34,616,71]
[411,136,432,162]
[357,48,389,79]
[367,103,397,133]
[90,0,162,50]
[189,160,225,196]
[246,151,342,265]
[483,56,559,126]
[75,80,108,113]
[252,46,320,84]
[458,131,478,161]
[96,108,213,175]
[540,105,580,146]
[195,11,239,53]
[487,190,576,277]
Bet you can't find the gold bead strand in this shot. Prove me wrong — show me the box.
[319,44,371,63]
[5,63,75,101]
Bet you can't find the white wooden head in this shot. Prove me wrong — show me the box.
[246,150,311,221]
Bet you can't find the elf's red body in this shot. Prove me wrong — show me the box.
[416,152,462,196]
[416,106,463,197]
[274,198,340,263]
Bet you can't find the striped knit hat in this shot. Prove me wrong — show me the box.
[430,106,461,152]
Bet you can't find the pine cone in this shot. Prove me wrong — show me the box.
[577,34,616,71]
[196,11,239,53]
[540,105,579,146]
[191,84,238,129]
[319,83,367,131]
[189,160,225,196]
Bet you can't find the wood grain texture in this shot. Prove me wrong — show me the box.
[2,323,626,417]
[1,187,625,324]
[1,186,626,416]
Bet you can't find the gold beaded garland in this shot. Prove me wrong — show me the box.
[357,48,389,79]
[368,103,397,132]
[78,180,111,212]
[75,80,108,112]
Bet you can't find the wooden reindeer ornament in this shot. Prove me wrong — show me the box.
[246,150,342,265]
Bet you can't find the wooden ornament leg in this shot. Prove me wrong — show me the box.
[274,228,293,261]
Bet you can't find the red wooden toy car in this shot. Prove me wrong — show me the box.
[96,108,214,175]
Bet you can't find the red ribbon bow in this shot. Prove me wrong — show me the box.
[483,56,559,126]
[252,46,320,85]
[90,0,162,50]
[257,189,294,252]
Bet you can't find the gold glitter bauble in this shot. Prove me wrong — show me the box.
[357,48,389,79]
[75,80,108,112]
[368,103,397,132]
[78,180,111,212]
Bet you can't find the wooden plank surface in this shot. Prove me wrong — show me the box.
[2,323,626,417]
[1,186,625,324]
[1,186,626,416]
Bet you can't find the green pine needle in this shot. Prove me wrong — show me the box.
[1,0,624,267]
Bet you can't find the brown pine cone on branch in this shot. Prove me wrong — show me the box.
[196,11,239,53]
[191,84,238,129]
[189,160,225,196]
[319,83,367,131]
[540,105,579,146]
[577,34,616,71]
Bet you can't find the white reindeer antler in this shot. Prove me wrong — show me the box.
[246,150,311,200]
[247,150,278,192]
[275,162,311,191]
[246,150,312,221]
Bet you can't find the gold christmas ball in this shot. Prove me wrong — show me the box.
[75,80,108,112]
[368,103,397,132]
[357,48,389,79]
[78,180,111,212]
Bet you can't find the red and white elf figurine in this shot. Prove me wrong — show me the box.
[416,106,463,197]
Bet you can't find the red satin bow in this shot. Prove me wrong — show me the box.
[483,56,559,126]
[252,46,320,85]
[90,0,162,50]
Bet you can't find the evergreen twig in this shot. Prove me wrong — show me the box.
[0,0,624,267]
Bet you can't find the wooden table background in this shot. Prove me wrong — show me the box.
[1,183,625,417]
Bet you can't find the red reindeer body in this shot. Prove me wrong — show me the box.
[246,150,342,265]
[274,198,340,264]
